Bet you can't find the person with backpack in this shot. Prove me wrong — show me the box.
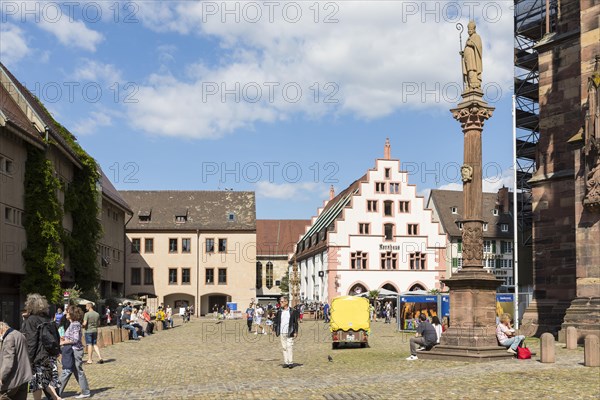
[21,293,62,400]
[245,303,254,332]
[58,305,90,398]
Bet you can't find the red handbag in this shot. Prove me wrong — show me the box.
[517,345,532,359]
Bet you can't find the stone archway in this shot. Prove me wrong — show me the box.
[348,283,368,296]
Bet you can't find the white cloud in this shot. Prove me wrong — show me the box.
[255,181,328,200]
[72,111,112,135]
[129,1,514,139]
[0,24,30,64]
[72,60,122,83]
[38,18,103,52]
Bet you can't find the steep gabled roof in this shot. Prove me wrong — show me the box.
[100,169,132,214]
[0,62,82,166]
[256,220,311,256]
[0,82,43,145]
[299,174,366,243]
[120,191,256,231]
[428,189,513,238]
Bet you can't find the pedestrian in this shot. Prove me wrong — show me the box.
[53,308,64,325]
[245,304,254,333]
[406,314,437,360]
[104,306,111,326]
[115,303,123,329]
[21,293,62,400]
[82,303,103,364]
[58,306,91,399]
[431,316,443,344]
[166,305,174,328]
[189,305,194,319]
[298,303,304,323]
[273,296,299,369]
[0,321,33,400]
[212,304,218,320]
[323,302,330,323]
[254,304,265,335]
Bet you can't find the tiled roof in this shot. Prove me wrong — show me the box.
[300,174,366,242]
[120,191,256,231]
[256,220,311,256]
[428,189,513,238]
[0,62,81,164]
[0,81,43,143]
[100,169,132,214]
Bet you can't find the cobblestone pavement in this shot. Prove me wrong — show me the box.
[38,318,599,400]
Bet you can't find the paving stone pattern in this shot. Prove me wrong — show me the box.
[43,318,600,399]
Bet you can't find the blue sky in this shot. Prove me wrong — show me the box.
[1,1,516,219]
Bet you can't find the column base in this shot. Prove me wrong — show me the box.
[558,297,600,343]
[417,345,514,362]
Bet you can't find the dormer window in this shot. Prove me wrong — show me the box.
[457,222,463,230]
[139,209,151,223]
[451,207,458,214]
[175,208,188,223]
[501,223,509,232]
[492,209,499,216]
[227,212,235,222]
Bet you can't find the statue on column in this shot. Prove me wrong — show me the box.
[460,21,483,92]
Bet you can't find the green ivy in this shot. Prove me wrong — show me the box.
[22,145,64,304]
[65,153,103,295]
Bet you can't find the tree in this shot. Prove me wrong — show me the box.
[279,271,290,294]
[368,290,380,304]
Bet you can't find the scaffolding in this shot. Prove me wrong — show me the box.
[514,0,558,246]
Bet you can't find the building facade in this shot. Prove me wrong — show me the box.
[256,219,309,303]
[98,171,132,299]
[0,63,127,327]
[294,140,446,303]
[519,0,600,340]
[121,191,256,315]
[427,188,517,288]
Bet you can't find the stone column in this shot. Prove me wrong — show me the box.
[291,258,300,307]
[420,91,509,361]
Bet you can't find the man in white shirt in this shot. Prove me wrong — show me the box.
[273,297,299,369]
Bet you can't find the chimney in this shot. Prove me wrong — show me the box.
[329,185,335,200]
[384,137,391,160]
[497,186,510,213]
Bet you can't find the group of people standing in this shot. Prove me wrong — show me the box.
[0,293,100,399]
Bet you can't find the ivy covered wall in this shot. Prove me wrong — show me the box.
[21,117,103,302]
[22,145,64,304]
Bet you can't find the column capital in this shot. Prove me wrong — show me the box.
[451,97,495,132]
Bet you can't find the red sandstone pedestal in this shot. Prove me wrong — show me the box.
[419,268,512,361]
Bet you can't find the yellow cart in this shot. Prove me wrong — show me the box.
[329,296,370,349]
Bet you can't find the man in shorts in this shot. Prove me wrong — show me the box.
[83,303,104,364]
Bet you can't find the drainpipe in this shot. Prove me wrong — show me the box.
[124,212,133,298]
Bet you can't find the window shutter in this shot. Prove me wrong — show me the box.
[452,258,458,268]
[492,241,496,254]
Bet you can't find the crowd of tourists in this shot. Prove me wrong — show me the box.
[0,293,98,399]
[0,294,187,399]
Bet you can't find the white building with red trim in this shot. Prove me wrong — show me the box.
[294,140,447,302]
